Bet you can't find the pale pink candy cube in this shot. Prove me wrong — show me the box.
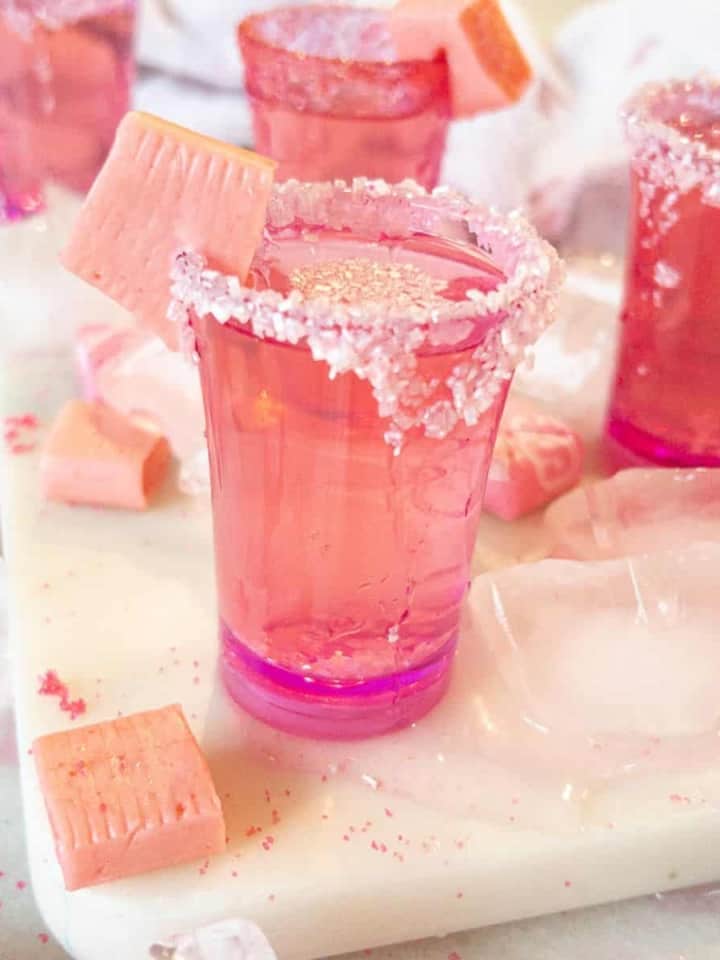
[74,323,205,462]
[484,404,584,521]
[41,400,170,511]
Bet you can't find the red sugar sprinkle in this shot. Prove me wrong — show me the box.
[669,794,691,804]
[193,660,199,668]
[268,894,275,902]
[564,881,572,888]
[231,871,238,878]
[38,934,49,945]
[16,881,27,891]
[38,671,65,696]
[371,841,379,851]
[343,835,350,842]
[271,809,281,825]
[511,797,520,805]
[384,808,393,818]
[37,671,86,720]
[284,789,291,797]
[456,892,464,899]
[192,677,200,685]
[448,952,462,960]
[245,825,261,837]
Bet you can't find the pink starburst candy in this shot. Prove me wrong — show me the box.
[40,400,170,511]
[73,323,205,462]
[484,401,584,521]
[33,704,226,891]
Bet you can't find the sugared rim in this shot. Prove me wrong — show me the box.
[2,0,132,30]
[173,177,563,336]
[170,178,564,451]
[238,4,440,74]
[622,77,720,199]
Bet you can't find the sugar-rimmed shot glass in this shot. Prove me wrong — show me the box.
[171,179,563,739]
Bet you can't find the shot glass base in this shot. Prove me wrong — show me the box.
[220,622,456,740]
[606,416,720,469]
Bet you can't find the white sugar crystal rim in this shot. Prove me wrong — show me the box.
[170,178,564,452]
[623,76,720,201]
[2,0,131,32]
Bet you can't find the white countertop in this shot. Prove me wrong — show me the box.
[1,188,720,960]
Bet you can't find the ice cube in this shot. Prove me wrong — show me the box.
[152,919,276,960]
[545,468,720,560]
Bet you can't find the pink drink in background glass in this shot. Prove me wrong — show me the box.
[237,6,450,188]
[0,0,134,218]
[173,181,562,739]
[608,78,720,466]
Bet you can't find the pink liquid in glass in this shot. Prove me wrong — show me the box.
[608,79,720,466]
[178,180,562,740]
[238,6,450,188]
[0,0,134,217]
[198,233,508,738]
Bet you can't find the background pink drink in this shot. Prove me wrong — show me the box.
[179,182,562,740]
[0,0,134,216]
[608,78,720,466]
[238,6,450,188]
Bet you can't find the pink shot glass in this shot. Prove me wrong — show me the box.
[238,5,451,189]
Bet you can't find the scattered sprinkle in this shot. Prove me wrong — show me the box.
[384,808,393,818]
[16,881,27,891]
[37,670,86,720]
[669,794,691,805]
[564,881,572,888]
[38,933,49,945]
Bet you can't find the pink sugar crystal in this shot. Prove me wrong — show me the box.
[484,403,584,521]
[38,670,87,721]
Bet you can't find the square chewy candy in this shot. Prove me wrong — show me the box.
[33,704,226,890]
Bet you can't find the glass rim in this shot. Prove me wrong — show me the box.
[622,76,720,181]
[237,5,446,78]
[170,178,563,452]
[1,0,134,30]
[171,177,563,341]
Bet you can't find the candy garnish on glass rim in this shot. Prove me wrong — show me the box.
[390,0,532,117]
[61,111,276,347]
